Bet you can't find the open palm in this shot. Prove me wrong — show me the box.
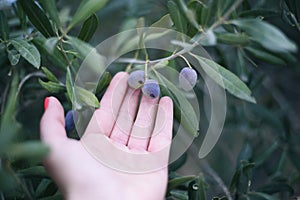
[40,72,173,200]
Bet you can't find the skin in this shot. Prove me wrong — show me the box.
[40,72,173,200]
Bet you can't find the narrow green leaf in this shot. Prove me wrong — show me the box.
[74,86,100,108]
[196,2,208,27]
[168,1,187,34]
[8,49,21,66]
[239,9,279,18]
[35,179,53,198]
[245,46,286,65]
[254,142,278,167]
[32,37,68,70]
[39,194,64,200]
[229,170,241,193]
[197,174,206,200]
[68,0,108,29]
[150,14,173,29]
[17,166,48,178]
[216,33,250,46]
[231,18,297,53]
[190,53,256,103]
[10,38,41,68]
[67,36,94,59]
[176,0,199,29]
[41,66,59,83]
[248,192,279,200]
[66,67,75,103]
[257,182,294,195]
[168,175,196,191]
[78,13,98,42]
[153,69,199,137]
[205,0,218,26]
[19,0,55,37]
[8,141,49,160]
[95,71,112,94]
[170,190,189,200]
[39,79,65,93]
[168,152,187,171]
[67,36,106,76]
[38,0,62,28]
[0,11,9,40]
[0,74,21,154]
[14,1,27,31]
[44,37,59,54]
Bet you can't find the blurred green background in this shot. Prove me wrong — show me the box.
[0,0,300,199]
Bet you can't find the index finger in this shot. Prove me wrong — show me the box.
[147,96,173,152]
[84,72,128,136]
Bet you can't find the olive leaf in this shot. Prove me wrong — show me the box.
[245,46,286,65]
[216,32,250,46]
[0,11,9,40]
[78,14,98,42]
[190,53,256,103]
[39,79,65,93]
[152,67,199,137]
[10,38,41,69]
[7,141,49,160]
[68,0,108,30]
[44,37,59,54]
[32,37,68,70]
[19,0,55,37]
[248,192,280,200]
[231,18,297,53]
[168,176,196,191]
[170,190,189,200]
[8,50,20,66]
[17,166,48,178]
[168,0,188,34]
[38,0,61,28]
[0,74,21,154]
[74,86,100,108]
[41,66,59,83]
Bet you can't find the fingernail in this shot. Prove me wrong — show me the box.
[44,97,50,110]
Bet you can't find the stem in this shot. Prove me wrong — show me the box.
[179,55,193,69]
[55,30,72,68]
[144,59,149,79]
[17,71,45,95]
[125,50,139,72]
[189,144,233,200]
[117,0,244,65]
[4,160,34,200]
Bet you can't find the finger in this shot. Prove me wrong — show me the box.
[84,72,128,136]
[40,96,68,147]
[127,95,159,150]
[110,88,140,144]
[148,96,173,152]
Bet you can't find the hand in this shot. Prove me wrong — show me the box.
[40,72,173,200]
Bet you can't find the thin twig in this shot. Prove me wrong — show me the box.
[179,55,193,69]
[116,0,244,66]
[3,160,34,200]
[17,71,45,95]
[189,144,233,200]
[0,159,4,200]
[201,161,233,200]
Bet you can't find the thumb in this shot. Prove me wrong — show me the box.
[40,96,68,147]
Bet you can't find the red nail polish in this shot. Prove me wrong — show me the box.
[44,97,49,110]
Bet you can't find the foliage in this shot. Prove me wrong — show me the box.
[0,0,299,199]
